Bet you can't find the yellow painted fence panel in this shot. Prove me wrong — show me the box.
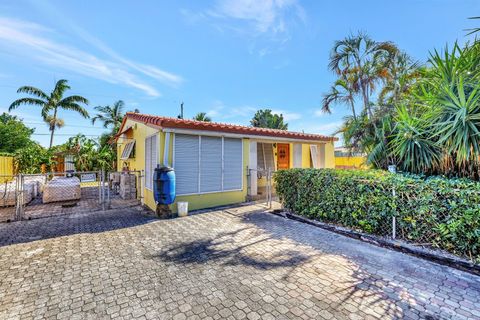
[0,156,14,182]
[335,156,368,169]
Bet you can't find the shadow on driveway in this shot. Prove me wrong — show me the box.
[234,210,457,319]
[154,226,311,271]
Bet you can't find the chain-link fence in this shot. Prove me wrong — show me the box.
[105,170,143,210]
[0,170,144,222]
[20,171,103,220]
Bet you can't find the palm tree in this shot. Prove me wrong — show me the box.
[322,75,357,119]
[378,51,420,108]
[192,112,212,122]
[251,109,288,130]
[328,32,398,118]
[9,79,89,148]
[92,100,125,130]
[44,114,65,134]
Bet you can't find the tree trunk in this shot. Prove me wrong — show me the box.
[349,98,357,120]
[49,107,58,149]
[362,83,373,119]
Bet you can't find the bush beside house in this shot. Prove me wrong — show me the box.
[274,169,480,262]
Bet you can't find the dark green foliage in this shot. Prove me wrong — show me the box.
[0,113,34,153]
[274,169,480,262]
[63,134,115,171]
[14,142,52,174]
[250,109,288,130]
[192,112,212,122]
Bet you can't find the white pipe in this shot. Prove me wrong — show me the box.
[163,132,170,167]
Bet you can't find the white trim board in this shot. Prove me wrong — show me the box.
[163,128,330,144]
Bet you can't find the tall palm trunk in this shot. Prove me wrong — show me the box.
[349,99,357,120]
[49,107,58,149]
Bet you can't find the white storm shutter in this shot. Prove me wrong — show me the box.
[257,143,265,170]
[175,134,200,195]
[145,135,158,189]
[200,136,222,192]
[310,145,319,168]
[223,138,243,190]
[310,144,325,169]
[293,143,302,168]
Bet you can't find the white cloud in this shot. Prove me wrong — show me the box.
[271,109,301,121]
[181,0,306,55]
[206,100,257,121]
[299,121,343,136]
[313,109,328,117]
[210,0,305,36]
[0,17,182,97]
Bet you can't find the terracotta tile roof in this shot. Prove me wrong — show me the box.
[119,112,338,142]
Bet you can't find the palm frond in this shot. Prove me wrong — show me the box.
[59,95,89,106]
[9,98,46,111]
[16,86,49,100]
[61,103,90,118]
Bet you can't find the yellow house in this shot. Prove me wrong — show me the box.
[115,112,337,213]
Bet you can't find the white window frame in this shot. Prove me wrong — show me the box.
[173,134,243,196]
[120,141,136,160]
[145,133,158,190]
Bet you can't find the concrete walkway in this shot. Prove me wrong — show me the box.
[0,204,479,319]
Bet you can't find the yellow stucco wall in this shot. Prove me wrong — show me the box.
[325,142,335,168]
[301,144,312,168]
[116,119,159,211]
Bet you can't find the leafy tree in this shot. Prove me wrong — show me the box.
[192,112,212,122]
[63,134,116,171]
[0,113,35,153]
[92,100,125,131]
[9,79,89,148]
[250,109,288,130]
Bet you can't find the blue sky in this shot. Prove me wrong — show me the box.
[0,0,478,147]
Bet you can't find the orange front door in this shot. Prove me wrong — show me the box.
[277,144,290,170]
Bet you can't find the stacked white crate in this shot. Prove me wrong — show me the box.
[120,174,136,200]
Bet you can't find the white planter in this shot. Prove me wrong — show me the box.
[177,201,189,217]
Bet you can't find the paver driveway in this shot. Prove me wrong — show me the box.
[0,205,479,320]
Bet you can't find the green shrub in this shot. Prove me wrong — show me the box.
[14,143,52,174]
[274,169,480,262]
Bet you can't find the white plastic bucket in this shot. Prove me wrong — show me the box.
[177,201,189,217]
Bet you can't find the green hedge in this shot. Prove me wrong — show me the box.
[274,169,480,262]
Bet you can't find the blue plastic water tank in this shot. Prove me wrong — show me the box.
[153,166,176,205]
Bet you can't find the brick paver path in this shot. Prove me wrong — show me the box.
[0,205,479,319]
